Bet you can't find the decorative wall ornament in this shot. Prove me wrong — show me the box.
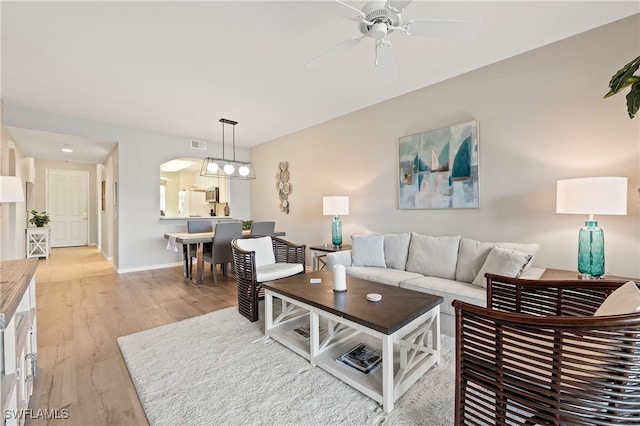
[398,120,479,209]
[275,161,291,214]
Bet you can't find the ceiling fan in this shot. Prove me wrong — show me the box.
[306,0,481,76]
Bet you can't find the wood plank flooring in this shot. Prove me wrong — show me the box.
[26,246,238,426]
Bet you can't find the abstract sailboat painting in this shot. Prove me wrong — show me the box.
[398,120,479,209]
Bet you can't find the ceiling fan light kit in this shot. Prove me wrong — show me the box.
[307,0,481,71]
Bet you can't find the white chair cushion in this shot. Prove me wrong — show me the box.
[594,281,640,316]
[236,236,275,267]
[256,263,303,283]
[351,234,386,267]
[384,232,411,270]
[472,247,532,288]
[405,233,461,280]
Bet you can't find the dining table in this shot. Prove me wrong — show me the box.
[164,229,285,286]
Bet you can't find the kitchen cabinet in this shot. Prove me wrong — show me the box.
[1,259,38,426]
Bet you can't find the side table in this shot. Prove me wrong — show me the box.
[541,268,638,282]
[26,227,51,259]
[309,244,352,271]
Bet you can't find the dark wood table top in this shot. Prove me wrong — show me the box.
[263,271,442,335]
[308,244,352,253]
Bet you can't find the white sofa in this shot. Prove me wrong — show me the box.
[326,232,544,336]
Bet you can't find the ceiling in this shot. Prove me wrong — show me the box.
[2,1,638,164]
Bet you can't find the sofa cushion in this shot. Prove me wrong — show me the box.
[406,233,461,280]
[400,276,486,316]
[384,232,411,270]
[236,236,275,267]
[594,281,640,316]
[472,247,532,288]
[351,234,386,267]
[456,238,541,282]
[455,238,495,283]
[346,266,423,287]
[256,263,303,283]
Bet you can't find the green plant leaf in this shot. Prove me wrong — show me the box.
[604,76,639,98]
[627,79,640,119]
[608,55,640,95]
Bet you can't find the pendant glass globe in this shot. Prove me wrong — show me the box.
[238,165,250,177]
[207,162,219,173]
[223,163,235,175]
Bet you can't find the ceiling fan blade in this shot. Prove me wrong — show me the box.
[403,19,481,41]
[386,0,413,14]
[306,0,366,22]
[376,43,398,81]
[305,37,362,68]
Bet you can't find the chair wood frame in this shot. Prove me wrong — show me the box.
[453,274,640,425]
[231,235,306,322]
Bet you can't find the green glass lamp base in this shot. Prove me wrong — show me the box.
[577,220,605,278]
[331,215,342,246]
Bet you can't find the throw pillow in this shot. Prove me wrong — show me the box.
[236,236,276,267]
[384,233,411,270]
[494,242,541,272]
[351,234,386,268]
[455,238,495,283]
[594,281,640,316]
[472,247,532,288]
[405,233,461,280]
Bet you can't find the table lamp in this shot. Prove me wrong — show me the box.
[0,176,25,203]
[556,177,627,279]
[323,196,349,246]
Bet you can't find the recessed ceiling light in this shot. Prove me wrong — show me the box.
[62,145,73,153]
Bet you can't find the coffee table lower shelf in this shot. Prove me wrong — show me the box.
[264,291,440,413]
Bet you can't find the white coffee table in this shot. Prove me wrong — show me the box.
[263,271,442,413]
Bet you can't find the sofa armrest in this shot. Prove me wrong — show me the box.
[326,250,352,271]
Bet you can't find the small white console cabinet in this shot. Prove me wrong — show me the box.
[1,259,38,426]
[25,227,50,259]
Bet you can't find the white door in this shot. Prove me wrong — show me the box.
[47,169,89,247]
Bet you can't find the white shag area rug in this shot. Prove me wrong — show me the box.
[117,307,455,426]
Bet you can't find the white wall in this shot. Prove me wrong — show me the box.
[249,16,640,278]
[1,124,28,260]
[2,110,251,271]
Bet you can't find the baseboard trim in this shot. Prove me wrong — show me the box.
[117,262,182,274]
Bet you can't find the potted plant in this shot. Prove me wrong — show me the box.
[604,55,639,119]
[242,220,253,231]
[29,210,50,227]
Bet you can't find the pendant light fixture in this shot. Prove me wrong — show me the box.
[200,118,255,180]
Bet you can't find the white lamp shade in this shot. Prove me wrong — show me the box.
[0,176,25,203]
[323,196,349,216]
[556,177,627,215]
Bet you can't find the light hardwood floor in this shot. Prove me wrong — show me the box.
[26,246,238,426]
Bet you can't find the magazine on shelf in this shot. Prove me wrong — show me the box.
[287,324,326,341]
[288,324,311,341]
[337,343,382,374]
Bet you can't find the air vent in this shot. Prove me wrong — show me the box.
[191,139,207,150]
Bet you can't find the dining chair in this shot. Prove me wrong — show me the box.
[211,221,243,285]
[250,221,275,236]
[186,220,214,280]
